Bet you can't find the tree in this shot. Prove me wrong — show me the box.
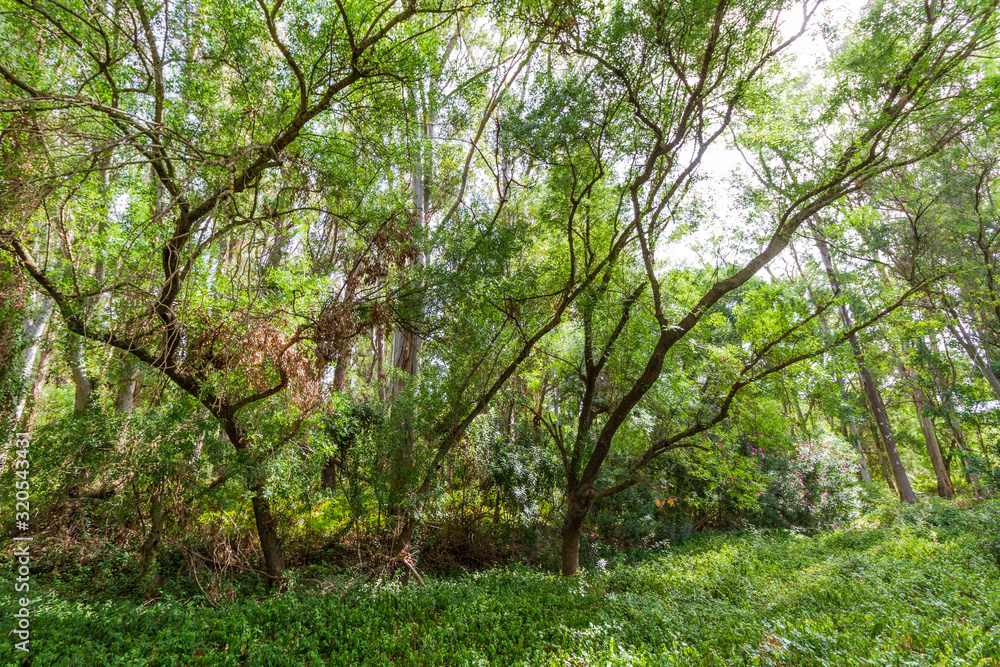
[0,0,463,581]
[544,0,998,573]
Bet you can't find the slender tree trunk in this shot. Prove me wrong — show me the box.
[17,342,52,434]
[139,493,166,597]
[925,335,989,497]
[226,421,285,581]
[375,325,387,401]
[0,299,52,471]
[865,418,897,493]
[386,83,435,565]
[12,298,53,424]
[140,495,165,576]
[333,347,350,391]
[901,362,954,498]
[845,414,873,484]
[942,307,1000,400]
[816,238,917,502]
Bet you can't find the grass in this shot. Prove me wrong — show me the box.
[1,499,999,666]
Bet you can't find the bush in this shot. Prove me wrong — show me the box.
[749,439,863,531]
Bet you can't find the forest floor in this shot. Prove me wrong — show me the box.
[1,498,999,666]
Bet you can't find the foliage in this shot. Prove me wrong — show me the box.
[0,254,25,440]
[2,502,998,666]
[748,438,864,531]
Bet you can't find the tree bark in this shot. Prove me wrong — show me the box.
[789,243,873,483]
[12,298,52,425]
[140,495,165,577]
[251,493,284,583]
[941,307,1000,401]
[17,342,52,434]
[560,484,595,576]
[561,511,585,577]
[925,335,989,498]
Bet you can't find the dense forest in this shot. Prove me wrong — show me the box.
[1,0,1000,663]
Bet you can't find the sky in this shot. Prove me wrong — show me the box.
[658,0,870,273]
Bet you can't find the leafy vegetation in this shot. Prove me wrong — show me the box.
[2,0,1000,660]
[1,500,998,666]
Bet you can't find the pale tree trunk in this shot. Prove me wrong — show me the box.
[67,335,93,413]
[1,298,53,472]
[113,357,138,414]
[941,303,1000,400]
[17,342,53,435]
[12,298,53,425]
[816,237,917,502]
[899,361,954,498]
[388,82,434,562]
[68,157,113,413]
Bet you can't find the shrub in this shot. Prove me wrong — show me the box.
[749,438,863,531]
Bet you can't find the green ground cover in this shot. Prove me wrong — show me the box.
[2,500,998,666]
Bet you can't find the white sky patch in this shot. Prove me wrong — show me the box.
[657,0,869,274]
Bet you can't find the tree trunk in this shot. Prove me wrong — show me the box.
[561,516,584,577]
[1,299,53,472]
[140,495,165,577]
[114,357,138,413]
[925,335,990,498]
[858,358,917,501]
[942,310,1000,401]
[560,488,592,576]
[17,342,52,434]
[251,493,284,582]
[67,334,93,413]
[915,406,954,498]
[866,419,897,493]
[12,298,53,423]
[816,237,917,502]
[789,244,872,483]
[902,363,954,498]
[845,412,873,484]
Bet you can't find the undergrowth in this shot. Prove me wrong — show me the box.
[1,498,998,666]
